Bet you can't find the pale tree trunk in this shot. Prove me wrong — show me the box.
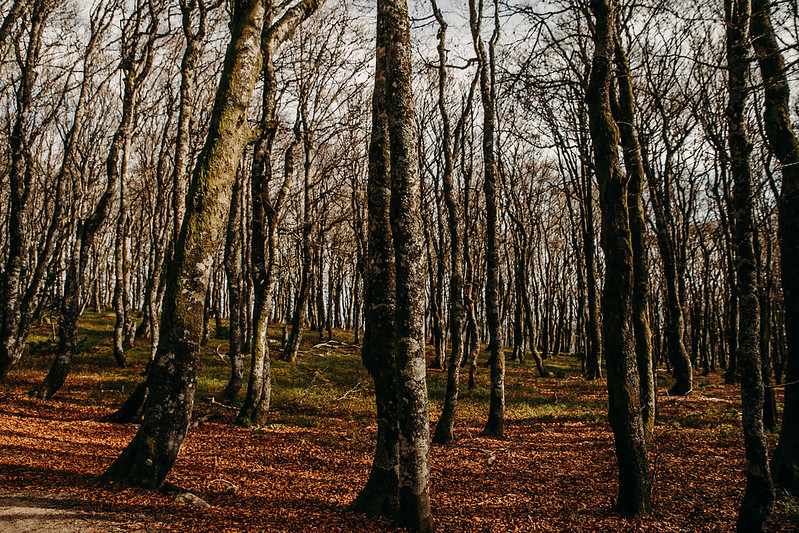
[751,0,799,497]
[237,0,323,427]
[353,1,433,530]
[587,0,651,515]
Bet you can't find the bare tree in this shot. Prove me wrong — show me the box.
[751,0,799,497]
[586,0,651,514]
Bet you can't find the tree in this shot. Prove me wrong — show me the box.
[725,0,775,527]
[750,0,799,497]
[586,0,651,514]
[94,0,278,488]
[470,0,504,439]
[430,0,474,445]
[0,0,53,380]
[612,28,655,438]
[237,0,328,425]
[353,0,433,530]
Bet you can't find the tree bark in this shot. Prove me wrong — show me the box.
[725,0,775,528]
[0,0,49,380]
[751,0,799,497]
[94,0,271,488]
[612,34,655,440]
[221,167,245,405]
[238,0,323,427]
[431,0,469,445]
[587,0,651,515]
[469,0,504,439]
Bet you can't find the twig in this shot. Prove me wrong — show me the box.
[203,397,239,411]
[334,381,364,401]
[766,378,799,389]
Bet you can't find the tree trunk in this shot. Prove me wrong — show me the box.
[351,3,398,515]
[94,0,271,488]
[221,167,245,405]
[612,34,655,440]
[587,0,651,515]
[238,0,321,427]
[0,1,48,380]
[726,0,775,528]
[751,0,799,497]
[469,0,504,439]
[431,0,468,445]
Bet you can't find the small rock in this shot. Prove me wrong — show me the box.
[172,492,210,508]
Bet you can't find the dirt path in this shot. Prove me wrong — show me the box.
[0,492,151,533]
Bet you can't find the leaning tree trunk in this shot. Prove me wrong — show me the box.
[726,0,775,528]
[751,0,799,497]
[283,98,314,363]
[94,0,272,488]
[587,0,651,515]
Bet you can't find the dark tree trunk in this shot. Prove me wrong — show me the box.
[751,0,799,498]
[470,0,504,439]
[350,5,399,512]
[587,0,651,515]
[0,1,48,380]
[221,167,245,405]
[583,162,603,379]
[431,0,469,445]
[612,34,655,439]
[726,0,775,528]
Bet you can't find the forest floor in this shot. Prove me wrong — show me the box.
[1,312,797,532]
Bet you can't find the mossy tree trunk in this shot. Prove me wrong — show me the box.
[385,0,434,523]
[354,2,434,530]
[94,0,268,488]
[725,0,775,528]
[587,0,651,515]
[611,33,655,439]
[351,22,398,512]
[751,0,799,497]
